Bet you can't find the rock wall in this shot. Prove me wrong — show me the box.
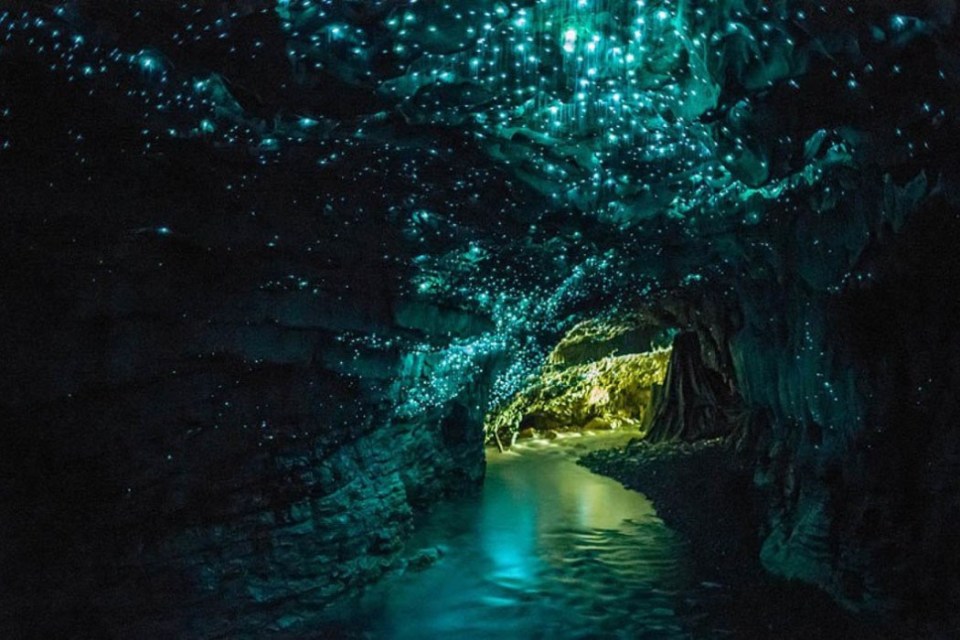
[740,192,960,617]
[648,184,960,618]
[0,95,502,639]
[1,247,498,638]
[643,331,741,443]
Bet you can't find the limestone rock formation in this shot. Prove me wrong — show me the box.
[644,332,740,443]
[484,318,671,441]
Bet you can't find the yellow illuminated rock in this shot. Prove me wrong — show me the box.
[485,317,671,444]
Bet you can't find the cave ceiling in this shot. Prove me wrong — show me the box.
[1,0,956,414]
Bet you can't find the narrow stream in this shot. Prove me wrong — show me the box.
[322,432,708,639]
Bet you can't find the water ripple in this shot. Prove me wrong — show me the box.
[321,434,704,639]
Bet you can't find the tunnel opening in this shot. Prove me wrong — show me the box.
[484,314,677,450]
[484,302,747,452]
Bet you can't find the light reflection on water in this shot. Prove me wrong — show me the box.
[327,433,696,639]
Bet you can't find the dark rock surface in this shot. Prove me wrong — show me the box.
[643,332,741,443]
[580,440,908,639]
[0,77,503,636]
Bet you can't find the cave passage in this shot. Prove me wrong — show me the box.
[485,315,675,446]
[4,0,960,636]
[320,433,695,639]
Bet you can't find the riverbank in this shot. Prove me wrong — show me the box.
[579,438,898,640]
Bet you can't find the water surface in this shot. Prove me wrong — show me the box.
[325,432,702,639]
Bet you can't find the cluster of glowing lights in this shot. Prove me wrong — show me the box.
[374,0,726,214]
[1,1,949,433]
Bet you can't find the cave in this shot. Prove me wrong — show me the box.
[3,1,960,638]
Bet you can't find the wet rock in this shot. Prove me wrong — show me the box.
[405,547,443,572]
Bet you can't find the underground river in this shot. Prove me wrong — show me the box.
[320,433,709,639]
[315,432,898,640]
